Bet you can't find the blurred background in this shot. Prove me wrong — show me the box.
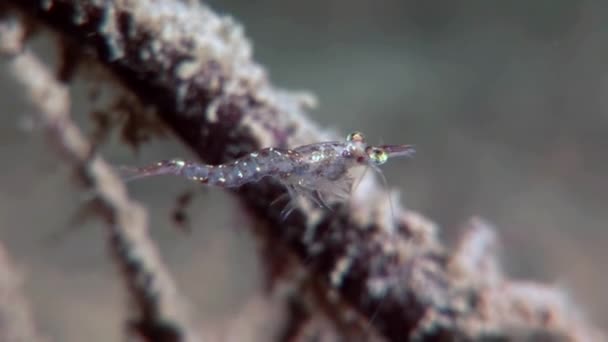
[1,0,607,340]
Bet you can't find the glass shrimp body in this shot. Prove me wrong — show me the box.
[121,132,414,209]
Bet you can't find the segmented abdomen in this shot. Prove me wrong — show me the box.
[174,147,295,187]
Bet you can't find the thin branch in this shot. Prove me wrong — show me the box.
[0,242,46,342]
[5,1,604,341]
[1,14,202,342]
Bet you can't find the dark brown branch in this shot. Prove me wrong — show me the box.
[5,1,604,341]
[1,15,201,342]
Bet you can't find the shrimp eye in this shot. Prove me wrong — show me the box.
[368,148,388,165]
[346,131,365,143]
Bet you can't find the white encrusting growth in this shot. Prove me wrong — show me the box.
[330,256,353,287]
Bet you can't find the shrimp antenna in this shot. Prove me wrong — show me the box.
[364,141,415,327]
[367,142,415,226]
[381,144,416,159]
[371,164,395,227]
[365,165,393,328]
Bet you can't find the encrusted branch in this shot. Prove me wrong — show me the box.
[1,14,201,342]
[4,1,604,341]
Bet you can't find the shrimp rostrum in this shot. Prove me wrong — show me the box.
[122,131,414,216]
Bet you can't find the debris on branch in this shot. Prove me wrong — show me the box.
[1,14,202,342]
[2,1,604,341]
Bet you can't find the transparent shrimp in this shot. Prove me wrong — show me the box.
[120,131,415,217]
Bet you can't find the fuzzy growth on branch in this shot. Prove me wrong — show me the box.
[4,0,604,341]
[1,13,202,342]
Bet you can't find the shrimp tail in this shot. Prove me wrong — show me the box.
[118,152,275,188]
[118,159,216,184]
